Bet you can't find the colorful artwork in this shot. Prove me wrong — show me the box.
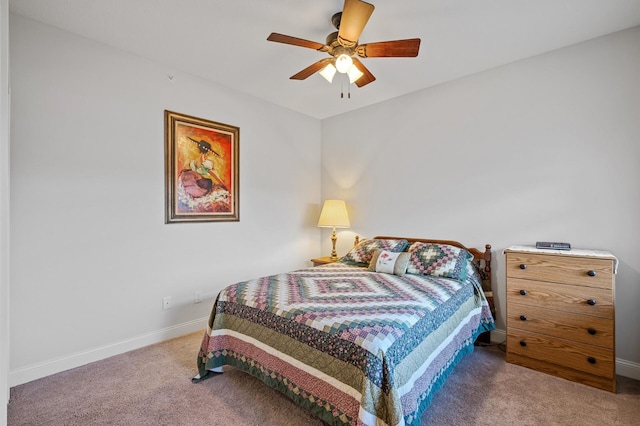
[165,111,239,223]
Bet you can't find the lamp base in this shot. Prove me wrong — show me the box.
[330,227,338,259]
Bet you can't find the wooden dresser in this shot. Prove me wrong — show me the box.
[504,246,617,392]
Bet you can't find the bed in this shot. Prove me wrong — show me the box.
[195,236,495,425]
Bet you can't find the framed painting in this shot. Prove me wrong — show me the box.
[165,110,239,223]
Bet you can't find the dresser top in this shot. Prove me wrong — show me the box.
[504,245,618,273]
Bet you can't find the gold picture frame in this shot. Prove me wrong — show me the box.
[165,110,239,223]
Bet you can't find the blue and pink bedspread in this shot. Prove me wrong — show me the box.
[198,262,495,425]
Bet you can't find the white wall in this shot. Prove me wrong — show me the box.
[322,27,640,376]
[7,12,640,393]
[8,14,321,385]
[1,0,10,421]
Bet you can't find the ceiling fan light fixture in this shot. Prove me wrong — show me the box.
[347,65,364,84]
[267,0,419,88]
[335,53,353,73]
[319,63,337,83]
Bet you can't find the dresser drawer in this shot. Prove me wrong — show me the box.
[506,329,614,379]
[507,278,613,319]
[507,302,614,348]
[506,253,614,289]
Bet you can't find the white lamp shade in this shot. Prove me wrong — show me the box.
[319,63,337,83]
[335,54,353,74]
[317,200,350,228]
[347,65,364,84]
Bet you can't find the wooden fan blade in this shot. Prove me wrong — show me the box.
[352,58,376,87]
[267,33,326,51]
[290,58,334,80]
[338,0,375,48]
[356,38,421,58]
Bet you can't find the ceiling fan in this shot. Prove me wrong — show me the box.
[267,0,420,88]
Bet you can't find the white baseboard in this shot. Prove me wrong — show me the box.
[9,316,208,387]
[10,323,640,388]
[616,357,640,381]
[489,328,640,381]
[490,328,506,344]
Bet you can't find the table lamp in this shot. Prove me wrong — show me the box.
[317,200,351,260]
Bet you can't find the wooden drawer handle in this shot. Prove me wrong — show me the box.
[587,357,596,364]
[519,264,527,270]
[519,289,527,296]
[520,315,527,321]
[587,328,597,335]
[587,270,597,277]
[519,340,527,347]
[587,299,597,306]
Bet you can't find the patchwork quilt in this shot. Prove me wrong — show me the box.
[197,262,495,425]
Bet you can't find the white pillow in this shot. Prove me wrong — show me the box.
[369,250,410,276]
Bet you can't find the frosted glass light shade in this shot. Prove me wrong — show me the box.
[319,63,337,83]
[347,65,364,84]
[335,54,353,73]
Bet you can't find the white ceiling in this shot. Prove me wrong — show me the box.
[9,0,640,119]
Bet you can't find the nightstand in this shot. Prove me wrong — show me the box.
[310,256,337,267]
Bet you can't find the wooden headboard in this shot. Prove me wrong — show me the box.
[371,236,493,290]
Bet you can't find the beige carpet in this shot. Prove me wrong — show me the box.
[8,331,640,425]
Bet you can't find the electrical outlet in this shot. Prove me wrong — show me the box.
[194,291,203,304]
[162,296,172,310]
